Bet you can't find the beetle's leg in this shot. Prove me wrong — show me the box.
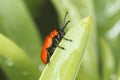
[57,45,66,50]
[47,53,50,64]
[53,38,59,45]
[63,37,72,42]
[53,37,66,50]
[46,48,50,64]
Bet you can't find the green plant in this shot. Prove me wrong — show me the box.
[0,0,120,80]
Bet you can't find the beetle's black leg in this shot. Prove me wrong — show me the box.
[63,37,72,42]
[57,45,66,50]
[46,48,51,64]
[53,37,59,46]
[47,52,50,64]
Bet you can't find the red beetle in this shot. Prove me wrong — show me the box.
[41,12,72,64]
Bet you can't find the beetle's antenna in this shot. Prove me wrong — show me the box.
[62,12,71,30]
[63,12,68,25]
[62,20,71,30]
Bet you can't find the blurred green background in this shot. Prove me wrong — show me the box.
[0,0,120,80]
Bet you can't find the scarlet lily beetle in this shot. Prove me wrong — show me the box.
[41,12,72,64]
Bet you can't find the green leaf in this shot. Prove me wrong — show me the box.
[0,34,41,80]
[0,0,42,64]
[107,35,120,63]
[94,0,120,34]
[51,0,81,28]
[39,16,92,80]
[100,11,120,35]
[75,41,100,80]
[100,38,115,80]
[51,1,99,80]
[117,62,120,80]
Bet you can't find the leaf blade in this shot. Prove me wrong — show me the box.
[0,0,42,64]
[0,34,41,80]
[39,16,92,80]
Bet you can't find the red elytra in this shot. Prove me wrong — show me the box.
[41,12,72,64]
[41,29,58,64]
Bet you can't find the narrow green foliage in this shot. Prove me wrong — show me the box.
[100,38,115,80]
[117,62,120,80]
[0,34,41,80]
[51,0,99,80]
[0,0,42,64]
[39,17,92,80]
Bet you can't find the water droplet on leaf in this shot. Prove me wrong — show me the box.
[39,64,45,72]
[22,71,29,76]
[5,58,14,67]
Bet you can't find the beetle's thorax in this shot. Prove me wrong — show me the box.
[57,29,65,38]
